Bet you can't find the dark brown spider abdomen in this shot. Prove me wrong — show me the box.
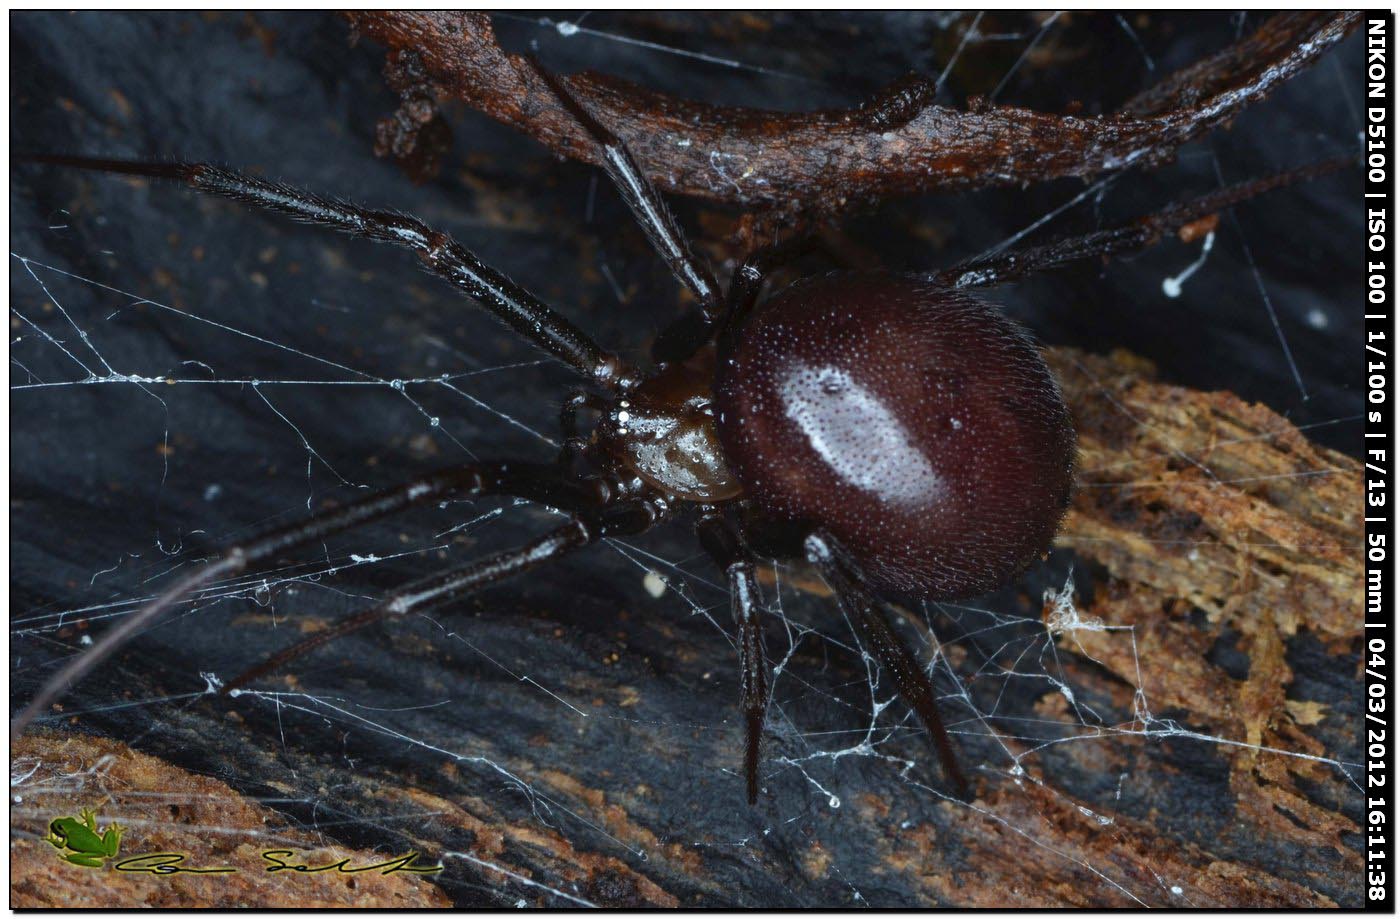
[714,273,1076,599]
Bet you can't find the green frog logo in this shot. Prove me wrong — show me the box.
[45,808,124,868]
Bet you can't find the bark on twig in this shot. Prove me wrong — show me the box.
[345,11,1358,213]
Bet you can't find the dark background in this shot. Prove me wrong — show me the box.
[11,12,1363,906]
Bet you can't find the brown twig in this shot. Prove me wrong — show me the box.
[344,12,1358,215]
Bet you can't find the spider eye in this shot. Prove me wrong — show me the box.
[714,272,1076,599]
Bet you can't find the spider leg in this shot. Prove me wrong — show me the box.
[11,461,602,735]
[717,236,825,342]
[936,153,1356,290]
[558,389,609,466]
[525,58,723,320]
[225,498,663,692]
[698,514,771,805]
[16,154,640,391]
[804,532,971,801]
[652,234,828,364]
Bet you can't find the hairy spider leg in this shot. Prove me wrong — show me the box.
[698,514,771,806]
[16,155,640,391]
[223,498,665,692]
[717,236,825,344]
[730,565,768,806]
[653,233,851,363]
[11,462,604,735]
[937,153,1356,290]
[805,532,971,802]
[558,389,611,465]
[525,58,723,321]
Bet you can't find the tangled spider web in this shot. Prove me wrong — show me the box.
[11,12,1366,907]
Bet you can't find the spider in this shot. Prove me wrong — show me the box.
[12,34,1353,809]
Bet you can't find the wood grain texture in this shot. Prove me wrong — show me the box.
[11,732,452,908]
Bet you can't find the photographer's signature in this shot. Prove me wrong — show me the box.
[114,850,443,876]
[45,808,443,877]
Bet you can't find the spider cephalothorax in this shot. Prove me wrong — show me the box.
[13,41,1353,808]
[593,355,741,503]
